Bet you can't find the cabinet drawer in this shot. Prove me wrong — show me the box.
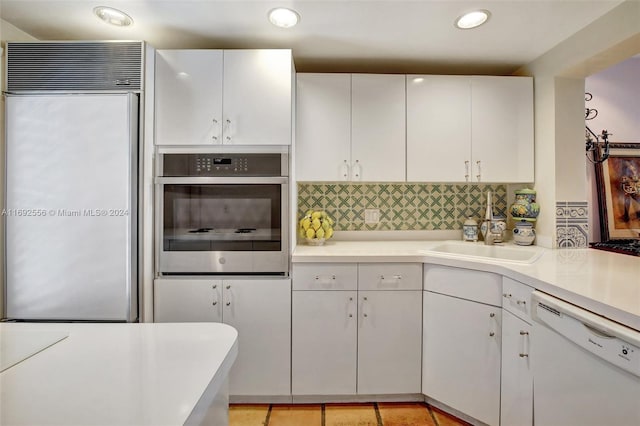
[502,277,534,323]
[292,263,357,290]
[423,264,502,306]
[358,263,422,290]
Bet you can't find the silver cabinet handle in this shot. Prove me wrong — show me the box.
[503,293,512,298]
[489,312,496,337]
[490,332,495,337]
[520,330,529,358]
[226,285,231,290]
[212,301,218,306]
[212,284,217,289]
[341,160,350,180]
[352,159,362,180]
[465,160,470,182]
[380,275,402,280]
[314,275,336,280]
[476,160,482,182]
[226,302,231,306]
[517,300,527,305]
[490,313,495,317]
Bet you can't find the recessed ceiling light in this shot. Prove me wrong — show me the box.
[455,10,490,30]
[268,8,300,28]
[93,6,133,27]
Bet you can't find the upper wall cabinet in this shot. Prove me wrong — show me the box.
[407,75,533,183]
[296,73,406,182]
[155,49,292,146]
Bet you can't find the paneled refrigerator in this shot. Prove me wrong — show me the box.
[4,93,138,321]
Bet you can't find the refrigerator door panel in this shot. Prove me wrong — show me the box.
[5,94,137,321]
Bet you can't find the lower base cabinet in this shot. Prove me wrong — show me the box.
[423,291,501,426]
[154,277,291,396]
[501,300,533,425]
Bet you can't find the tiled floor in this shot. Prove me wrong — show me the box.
[230,402,470,426]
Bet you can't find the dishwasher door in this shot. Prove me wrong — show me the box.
[531,291,640,426]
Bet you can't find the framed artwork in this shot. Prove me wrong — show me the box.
[595,143,640,240]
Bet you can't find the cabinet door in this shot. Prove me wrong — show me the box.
[407,75,471,182]
[155,50,223,145]
[223,279,291,396]
[351,74,406,182]
[358,291,422,394]
[292,291,357,395]
[501,310,533,426]
[423,291,501,426]
[296,73,352,181]
[154,278,222,322]
[471,76,534,182]
[223,49,292,145]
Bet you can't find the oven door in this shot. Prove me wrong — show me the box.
[156,177,288,274]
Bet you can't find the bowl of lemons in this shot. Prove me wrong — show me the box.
[299,209,334,245]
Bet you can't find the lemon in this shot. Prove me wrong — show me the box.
[311,211,322,220]
[312,218,321,230]
[325,228,333,239]
[315,228,325,239]
[301,218,311,230]
[322,221,330,231]
[305,228,316,239]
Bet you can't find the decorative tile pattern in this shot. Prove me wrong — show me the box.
[556,201,589,248]
[297,183,507,231]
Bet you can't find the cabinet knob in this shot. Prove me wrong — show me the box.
[213,119,218,124]
[520,331,529,335]
[363,297,368,301]
[489,332,495,337]
[349,297,353,301]
[212,284,217,289]
[519,353,529,358]
[226,302,231,306]
[364,314,368,318]
[490,312,495,318]
[348,314,353,318]
[212,301,217,306]
[226,285,231,290]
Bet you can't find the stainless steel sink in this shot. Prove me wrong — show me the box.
[425,242,543,264]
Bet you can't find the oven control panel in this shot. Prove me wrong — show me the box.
[162,153,286,177]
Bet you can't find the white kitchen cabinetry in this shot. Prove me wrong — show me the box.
[423,265,502,425]
[406,75,471,182]
[295,73,351,181]
[407,75,533,182]
[155,50,223,146]
[296,74,405,182]
[292,263,422,395]
[154,277,291,396]
[471,76,534,183]
[501,277,535,426]
[501,310,533,426]
[292,290,358,395]
[351,74,406,182]
[155,49,292,146]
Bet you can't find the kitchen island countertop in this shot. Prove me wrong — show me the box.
[293,240,640,331]
[0,322,238,426]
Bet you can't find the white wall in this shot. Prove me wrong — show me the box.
[0,20,38,319]
[585,57,640,143]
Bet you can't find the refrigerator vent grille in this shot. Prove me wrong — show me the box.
[6,41,143,92]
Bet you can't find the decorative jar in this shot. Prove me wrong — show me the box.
[462,217,479,242]
[509,188,540,220]
[480,216,507,243]
[513,220,536,246]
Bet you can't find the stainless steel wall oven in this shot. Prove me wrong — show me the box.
[156,152,288,274]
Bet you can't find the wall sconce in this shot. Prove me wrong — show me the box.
[585,92,611,164]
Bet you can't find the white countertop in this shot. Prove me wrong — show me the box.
[0,322,238,426]
[293,240,640,331]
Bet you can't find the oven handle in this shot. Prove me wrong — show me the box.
[155,176,289,185]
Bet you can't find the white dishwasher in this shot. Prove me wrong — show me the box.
[532,291,640,426]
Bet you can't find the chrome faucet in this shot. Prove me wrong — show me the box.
[483,191,502,245]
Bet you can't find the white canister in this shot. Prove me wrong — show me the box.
[513,221,536,245]
[463,217,479,241]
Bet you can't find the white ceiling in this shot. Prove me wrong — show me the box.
[0,0,626,74]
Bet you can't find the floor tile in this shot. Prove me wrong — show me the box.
[268,404,322,426]
[377,402,436,426]
[229,404,269,426]
[325,403,378,426]
[430,406,470,426]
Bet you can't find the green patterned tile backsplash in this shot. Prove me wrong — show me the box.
[297,183,507,231]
